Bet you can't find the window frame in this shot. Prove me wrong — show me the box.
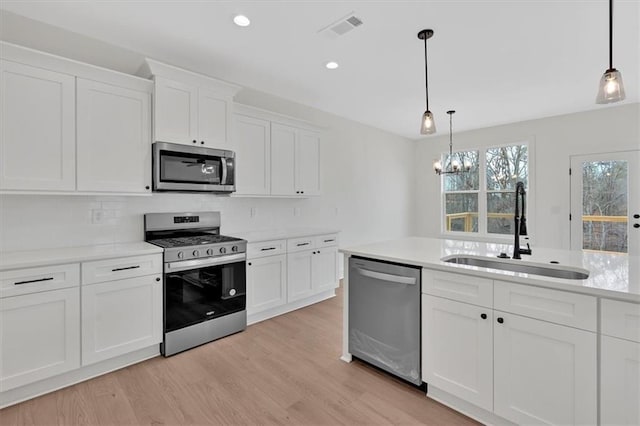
[440,138,535,243]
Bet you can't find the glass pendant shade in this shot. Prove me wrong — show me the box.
[420,110,436,134]
[596,68,626,104]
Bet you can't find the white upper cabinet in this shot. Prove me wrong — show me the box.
[234,114,271,195]
[296,130,321,196]
[154,77,197,145]
[76,78,152,193]
[0,59,76,191]
[139,59,240,150]
[271,122,297,196]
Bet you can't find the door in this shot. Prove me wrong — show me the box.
[421,295,493,411]
[197,87,230,149]
[81,275,162,365]
[234,114,271,195]
[154,76,197,145]
[0,60,76,191]
[0,287,80,391]
[76,78,151,193]
[287,249,314,302]
[247,254,286,314]
[601,335,640,426]
[312,247,338,292]
[570,151,640,254]
[271,123,297,195]
[296,130,321,196]
[493,312,597,425]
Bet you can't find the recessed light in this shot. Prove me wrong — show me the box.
[233,15,251,27]
[325,61,339,70]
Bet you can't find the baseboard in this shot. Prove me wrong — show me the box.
[426,386,516,426]
[1,345,159,409]
[247,288,336,325]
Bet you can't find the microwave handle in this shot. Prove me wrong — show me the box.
[221,158,228,185]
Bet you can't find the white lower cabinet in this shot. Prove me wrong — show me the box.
[246,254,287,315]
[421,295,493,411]
[312,246,338,293]
[287,249,314,302]
[493,311,597,425]
[601,336,640,426]
[81,274,162,366]
[0,287,80,391]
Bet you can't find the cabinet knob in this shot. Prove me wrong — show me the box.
[481,313,487,319]
[634,214,640,219]
[248,262,252,266]
[634,223,640,228]
[145,186,150,190]
[156,277,161,282]
[497,317,504,324]
[200,141,205,145]
[192,140,197,144]
[301,191,304,194]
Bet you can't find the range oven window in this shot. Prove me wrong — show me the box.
[160,150,223,185]
[165,260,246,332]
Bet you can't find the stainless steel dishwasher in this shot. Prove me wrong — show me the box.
[348,256,422,385]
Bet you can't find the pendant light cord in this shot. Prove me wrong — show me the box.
[424,37,429,111]
[448,112,453,156]
[609,0,613,70]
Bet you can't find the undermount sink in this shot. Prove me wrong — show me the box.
[442,255,590,280]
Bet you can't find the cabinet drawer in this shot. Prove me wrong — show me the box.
[316,234,338,248]
[82,254,162,285]
[494,281,597,331]
[1,263,80,298]
[601,299,640,343]
[247,240,287,259]
[422,270,493,308]
[287,236,316,253]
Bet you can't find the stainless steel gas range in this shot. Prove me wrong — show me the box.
[144,212,246,356]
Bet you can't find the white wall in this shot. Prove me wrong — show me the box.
[0,12,416,252]
[414,103,640,249]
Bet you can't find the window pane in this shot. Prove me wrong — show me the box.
[486,145,528,190]
[445,193,478,232]
[582,160,628,253]
[487,192,516,235]
[443,151,479,191]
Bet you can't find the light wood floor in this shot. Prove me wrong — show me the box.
[1,285,477,425]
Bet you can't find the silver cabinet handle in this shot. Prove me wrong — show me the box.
[260,247,276,251]
[324,239,335,243]
[296,242,310,247]
[355,268,417,285]
[111,265,140,272]
[14,277,54,285]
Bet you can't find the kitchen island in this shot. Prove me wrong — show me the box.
[340,237,640,426]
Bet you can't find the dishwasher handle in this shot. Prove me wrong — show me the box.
[354,267,417,285]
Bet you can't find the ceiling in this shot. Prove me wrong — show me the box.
[1,0,638,139]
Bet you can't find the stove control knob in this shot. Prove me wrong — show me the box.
[229,289,236,296]
[206,248,214,256]
[219,247,227,254]
[177,251,184,259]
[231,245,238,252]
[193,250,200,257]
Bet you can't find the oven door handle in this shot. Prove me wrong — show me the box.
[165,253,246,273]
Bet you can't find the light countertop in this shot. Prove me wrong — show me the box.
[0,242,163,271]
[340,237,639,303]
[229,228,340,243]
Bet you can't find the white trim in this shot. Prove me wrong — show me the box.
[234,103,325,133]
[247,289,335,325]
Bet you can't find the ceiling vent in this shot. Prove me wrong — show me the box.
[319,13,363,38]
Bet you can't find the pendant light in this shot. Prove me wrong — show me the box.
[596,0,625,103]
[418,29,436,134]
[434,111,471,175]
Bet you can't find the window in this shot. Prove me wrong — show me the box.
[442,143,530,238]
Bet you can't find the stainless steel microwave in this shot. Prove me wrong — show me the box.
[152,142,235,193]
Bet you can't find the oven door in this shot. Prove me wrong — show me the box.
[164,255,246,333]
[153,142,235,192]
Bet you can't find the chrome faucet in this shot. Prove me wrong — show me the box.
[513,181,532,259]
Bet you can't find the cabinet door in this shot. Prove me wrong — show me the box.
[601,335,640,426]
[198,87,231,149]
[421,295,493,411]
[287,249,313,302]
[234,114,271,195]
[270,123,297,196]
[247,254,286,314]
[296,130,321,196]
[76,79,151,193]
[494,312,597,425]
[0,60,75,191]
[82,275,162,366]
[0,287,80,391]
[154,76,197,145]
[312,246,338,293]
